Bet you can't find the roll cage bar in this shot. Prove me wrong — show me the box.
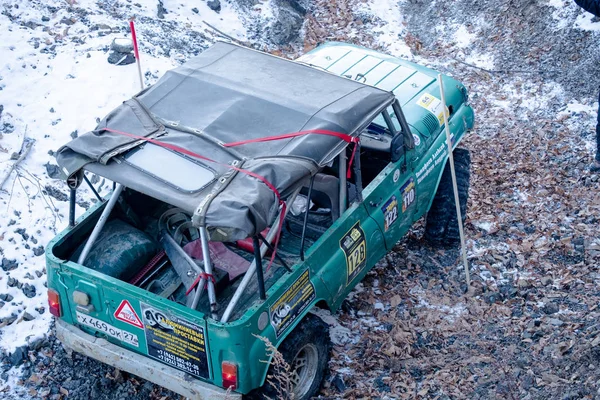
[68,100,413,323]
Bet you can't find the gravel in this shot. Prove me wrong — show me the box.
[1,327,178,400]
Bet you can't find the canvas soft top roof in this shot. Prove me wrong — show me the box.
[56,42,395,241]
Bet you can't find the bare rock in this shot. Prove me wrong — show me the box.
[543,302,559,315]
[107,51,135,65]
[22,283,37,298]
[1,258,18,271]
[207,0,221,12]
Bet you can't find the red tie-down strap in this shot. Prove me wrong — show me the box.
[101,127,286,285]
[223,129,360,179]
[185,272,216,296]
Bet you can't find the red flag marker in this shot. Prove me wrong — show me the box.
[129,18,144,91]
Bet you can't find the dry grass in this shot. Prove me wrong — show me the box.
[255,335,295,400]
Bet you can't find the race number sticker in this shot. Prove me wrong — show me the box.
[400,178,416,212]
[416,93,448,125]
[269,269,316,338]
[340,222,367,285]
[76,312,139,347]
[381,195,398,232]
[141,304,210,379]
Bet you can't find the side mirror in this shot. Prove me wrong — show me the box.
[390,134,404,163]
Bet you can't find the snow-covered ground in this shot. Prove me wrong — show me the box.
[0,0,250,356]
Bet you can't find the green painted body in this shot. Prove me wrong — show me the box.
[46,43,474,395]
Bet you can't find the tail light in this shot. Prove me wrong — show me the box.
[222,361,237,390]
[48,289,62,317]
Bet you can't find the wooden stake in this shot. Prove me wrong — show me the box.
[438,74,471,290]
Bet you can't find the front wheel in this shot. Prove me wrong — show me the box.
[249,313,331,400]
[425,148,471,246]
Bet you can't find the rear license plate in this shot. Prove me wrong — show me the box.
[76,312,139,347]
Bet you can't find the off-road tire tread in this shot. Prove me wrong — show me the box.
[246,313,331,400]
[425,148,471,246]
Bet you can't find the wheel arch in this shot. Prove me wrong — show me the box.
[253,298,331,390]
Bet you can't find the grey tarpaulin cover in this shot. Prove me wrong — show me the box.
[56,42,395,241]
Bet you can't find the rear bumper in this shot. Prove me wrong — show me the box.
[56,320,240,400]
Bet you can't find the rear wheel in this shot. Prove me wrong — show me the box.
[425,148,471,246]
[249,313,330,400]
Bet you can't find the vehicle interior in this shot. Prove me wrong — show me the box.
[52,101,411,322]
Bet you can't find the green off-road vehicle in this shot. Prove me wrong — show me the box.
[47,42,474,399]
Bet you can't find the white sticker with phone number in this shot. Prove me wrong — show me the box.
[77,312,139,347]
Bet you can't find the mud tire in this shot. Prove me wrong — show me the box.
[248,313,331,400]
[425,148,471,246]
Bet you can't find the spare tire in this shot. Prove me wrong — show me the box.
[75,219,158,281]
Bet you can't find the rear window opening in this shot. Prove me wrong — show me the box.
[50,187,333,321]
[123,143,216,192]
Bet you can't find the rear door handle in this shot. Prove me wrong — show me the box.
[369,198,382,208]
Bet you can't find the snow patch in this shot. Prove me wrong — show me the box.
[473,220,495,233]
[417,298,467,323]
[575,13,600,31]
[465,53,495,71]
[547,0,576,29]
[453,24,476,48]
[559,101,598,117]
[357,0,412,58]
[0,0,252,356]
[311,309,361,345]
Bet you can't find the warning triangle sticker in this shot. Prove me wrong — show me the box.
[114,300,144,329]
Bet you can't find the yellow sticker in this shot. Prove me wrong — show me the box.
[416,93,448,125]
[340,222,367,285]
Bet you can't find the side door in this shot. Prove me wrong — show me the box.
[362,150,417,250]
[304,200,386,308]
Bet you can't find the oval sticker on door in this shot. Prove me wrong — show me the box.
[412,134,421,146]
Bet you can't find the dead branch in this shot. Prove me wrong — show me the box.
[18,167,62,229]
[15,172,32,214]
[450,58,560,75]
[0,128,35,191]
[202,21,253,48]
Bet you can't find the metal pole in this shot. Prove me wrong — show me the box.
[83,174,103,202]
[300,175,315,261]
[129,19,144,91]
[220,189,299,323]
[339,152,347,215]
[199,227,218,319]
[69,189,76,227]
[353,142,363,203]
[257,232,291,272]
[220,213,281,322]
[191,279,206,310]
[438,74,471,288]
[253,236,266,300]
[77,184,124,265]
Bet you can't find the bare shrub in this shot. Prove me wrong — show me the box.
[255,335,294,400]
